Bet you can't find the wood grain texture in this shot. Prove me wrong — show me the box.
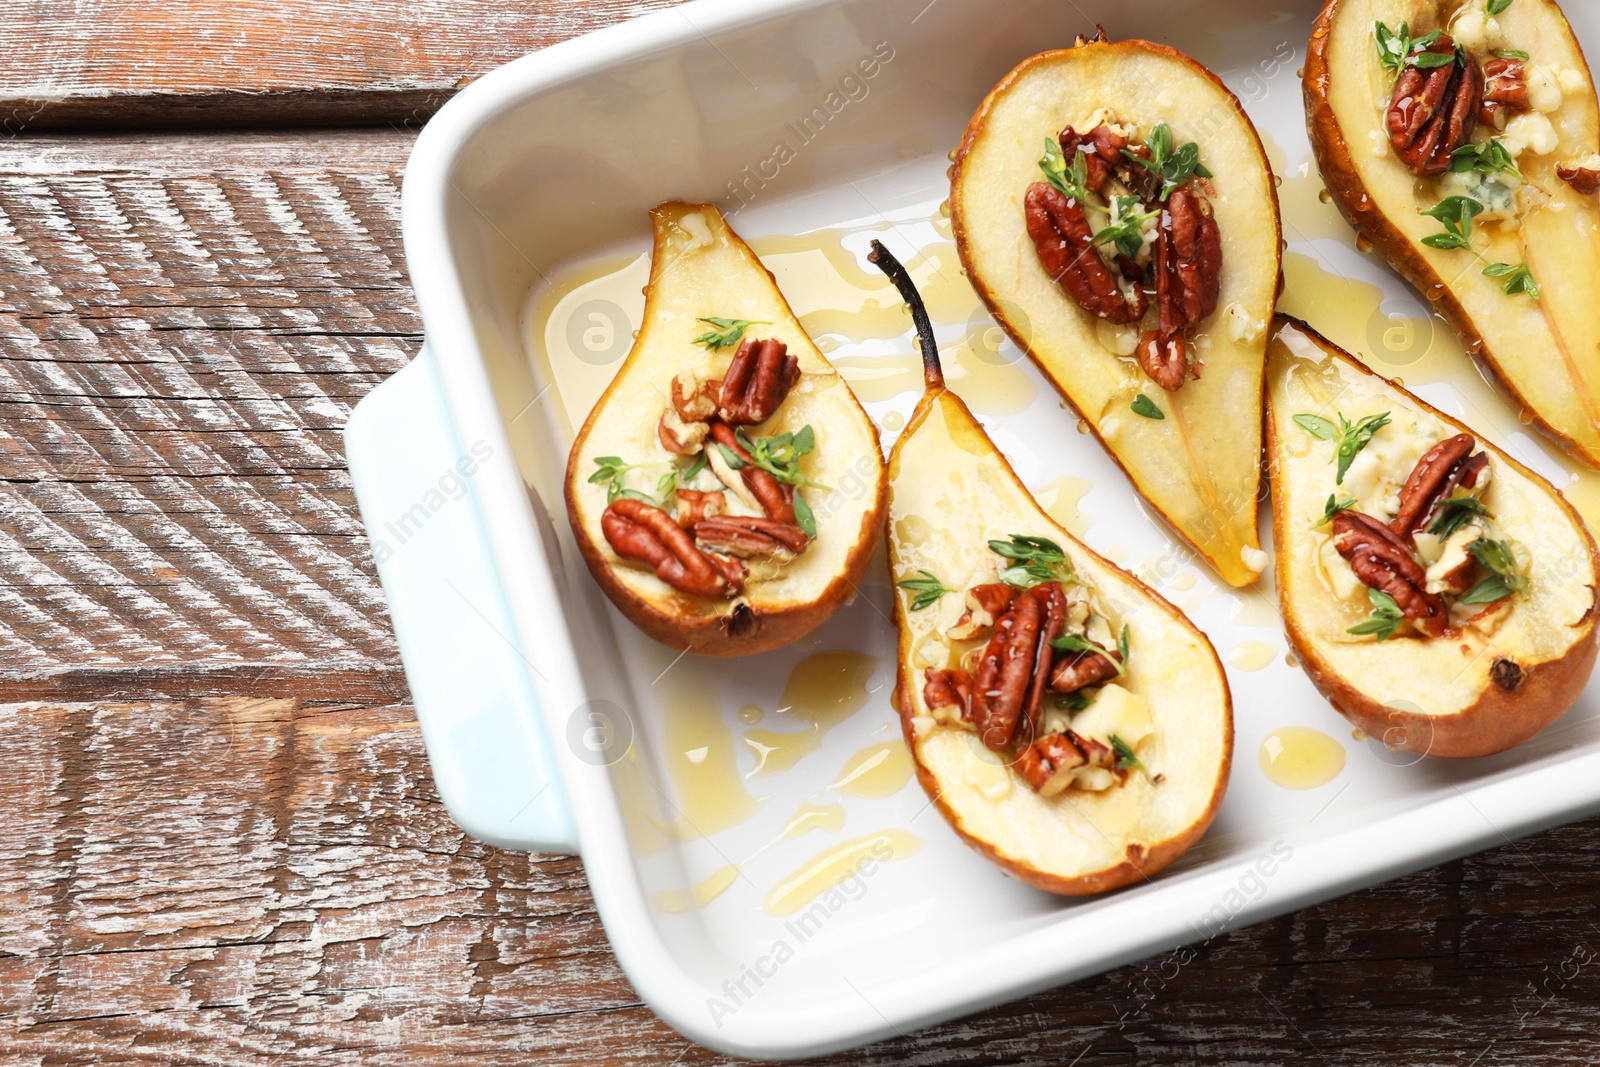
[2,695,1598,1066]
[1,0,684,130]
[0,131,416,695]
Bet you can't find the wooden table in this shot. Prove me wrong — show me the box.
[3,4,1598,1063]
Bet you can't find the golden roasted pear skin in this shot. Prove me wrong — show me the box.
[1268,316,1599,758]
[872,241,1232,896]
[564,203,886,657]
[1306,0,1600,467]
[951,36,1282,588]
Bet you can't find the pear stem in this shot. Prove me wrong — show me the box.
[868,239,944,392]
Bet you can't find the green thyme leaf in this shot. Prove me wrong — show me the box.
[1449,138,1523,181]
[680,451,709,485]
[1056,692,1092,713]
[589,456,627,484]
[896,570,953,612]
[1315,494,1359,529]
[1117,624,1131,669]
[1335,412,1392,485]
[693,317,769,350]
[1426,494,1492,539]
[1124,122,1211,200]
[1494,48,1530,60]
[611,487,659,506]
[1374,21,1411,74]
[1459,575,1516,605]
[590,456,666,507]
[999,562,1055,588]
[990,534,1076,588]
[1484,260,1539,299]
[1421,195,1484,252]
[1347,587,1405,641]
[1374,22,1446,75]
[989,534,1066,564]
[1110,734,1147,775]
[1294,413,1339,440]
[728,426,828,491]
[656,469,678,499]
[1093,196,1160,260]
[1131,393,1165,420]
[1412,47,1460,69]
[1467,537,1529,595]
[1487,0,1514,15]
[1039,136,1093,202]
[1421,231,1473,251]
[792,493,817,539]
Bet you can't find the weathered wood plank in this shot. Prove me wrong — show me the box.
[2,696,1598,1065]
[2,0,684,131]
[0,132,415,691]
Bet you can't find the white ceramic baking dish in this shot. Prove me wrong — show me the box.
[345,0,1600,1057]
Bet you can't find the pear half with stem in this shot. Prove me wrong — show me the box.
[1306,0,1600,467]
[564,203,886,657]
[873,240,1231,895]
[951,35,1282,587]
[1268,316,1599,758]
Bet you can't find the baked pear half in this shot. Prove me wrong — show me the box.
[951,34,1282,587]
[1268,316,1599,758]
[1307,0,1600,466]
[871,240,1232,895]
[564,203,887,657]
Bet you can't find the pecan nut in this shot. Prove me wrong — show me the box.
[707,421,795,524]
[1387,37,1484,176]
[1557,158,1600,196]
[1050,643,1122,693]
[1135,333,1189,393]
[602,498,745,597]
[1390,433,1487,537]
[1333,511,1448,637]
[971,582,1066,751]
[946,582,1021,641]
[693,515,810,560]
[1025,182,1150,326]
[1059,124,1152,198]
[1136,186,1222,390]
[658,374,720,454]
[1482,58,1527,106]
[718,338,800,425]
[1015,730,1118,795]
[923,668,974,726]
[674,488,725,528]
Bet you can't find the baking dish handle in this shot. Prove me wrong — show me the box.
[345,347,578,854]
